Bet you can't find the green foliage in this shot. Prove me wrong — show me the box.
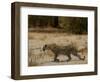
[28,15,57,27]
[59,17,87,34]
[28,15,87,34]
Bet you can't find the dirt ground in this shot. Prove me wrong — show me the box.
[28,32,87,66]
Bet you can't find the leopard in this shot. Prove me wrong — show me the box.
[43,43,85,62]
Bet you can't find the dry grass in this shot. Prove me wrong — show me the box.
[28,32,87,66]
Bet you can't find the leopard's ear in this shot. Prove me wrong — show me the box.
[43,44,47,51]
[44,44,47,48]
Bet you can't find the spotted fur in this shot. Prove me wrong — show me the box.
[43,43,85,62]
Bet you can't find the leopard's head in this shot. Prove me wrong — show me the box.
[43,43,57,51]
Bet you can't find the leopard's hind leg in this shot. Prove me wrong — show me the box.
[54,54,59,62]
[66,55,71,62]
